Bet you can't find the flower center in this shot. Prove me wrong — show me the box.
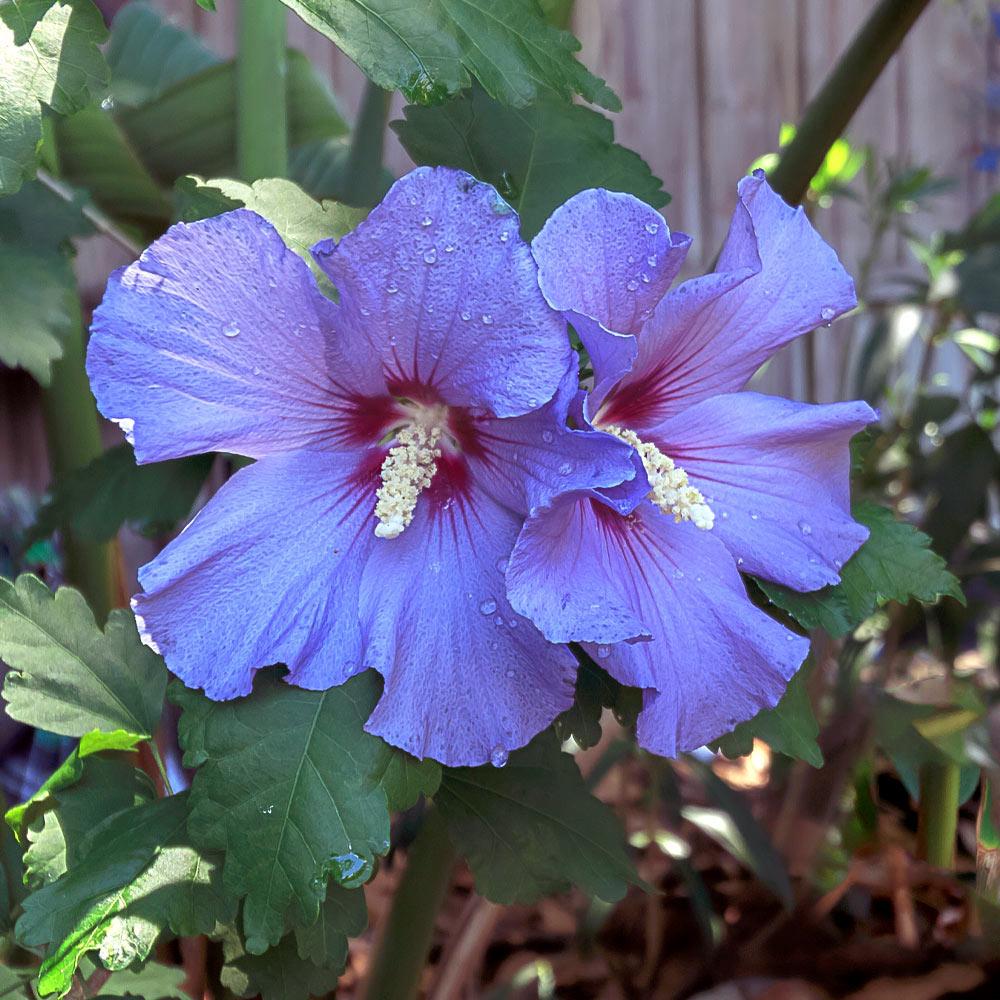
[604,425,714,530]
[373,406,448,539]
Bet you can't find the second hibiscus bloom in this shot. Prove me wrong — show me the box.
[86,166,873,767]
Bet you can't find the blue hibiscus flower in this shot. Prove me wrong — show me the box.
[86,167,634,766]
[506,173,876,757]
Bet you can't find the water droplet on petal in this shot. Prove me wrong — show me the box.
[494,615,504,626]
[481,313,493,325]
[490,746,509,768]
[423,248,437,264]
[785,633,796,642]
[645,221,660,234]
[596,645,610,659]
[750,512,760,521]
[647,254,658,267]
[798,520,812,535]
[479,598,497,615]
[444,243,456,253]
[626,278,639,291]
[461,310,471,321]
[558,461,573,475]
[252,366,262,376]
[223,322,240,338]
[820,306,835,321]
[499,230,510,242]
[736,557,744,566]
[386,283,399,295]
[541,429,554,444]
[421,215,433,227]
[674,569,684,579]
[495,557,508,573]
[505,668,515,678]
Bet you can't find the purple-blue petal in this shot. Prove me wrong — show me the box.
[88,209,386,463]
[468,363,636,517]
[648,391,875,591]
[132,449,375,699]
[509,497,809,753]
[507,492,651,645]
[359,482,577,766]
[597,172,857,431]
[532,188,691,336]
[313,167,571,418]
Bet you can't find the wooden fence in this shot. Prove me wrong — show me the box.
[2,0,997,491]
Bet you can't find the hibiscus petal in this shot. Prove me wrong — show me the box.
[532,188,691,336]
[313,166,570,419]
[88,209,385,463]
[650,392,875,590]
[467,364,637,517]
[507,492,651,645]
[509,497,808,754]
[359,482,577,766]
[133,449,377,699]
[597,172,857,430]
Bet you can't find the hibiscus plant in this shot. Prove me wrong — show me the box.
[0,1,987,999]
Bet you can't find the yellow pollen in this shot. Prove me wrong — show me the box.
[374,424,442,539]
[605,425,714,530]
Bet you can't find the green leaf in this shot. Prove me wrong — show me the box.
[98,961,190,1000]
[17,793,234,998]
[172,671,393,954]
[393,86,667,238]
[0,244,77,384]
[106,1,219,106]
[280,0,619,111]
[17,756,154,890]
[375,750,441,813]
[710,666,823,767]
[221,928,341,1000]
[288,136,394,203]
[6,729,147,841]
[175,176,366,262]
[922,424,999,559]
[0,0,109,194]
[1,791,26,935]
[685,764,793,907]
[758,502,964,637]
[435,732,638,904]
[0,574,168,739]
[116,51,347,185]
[0,177,92,248]
[0,967,32,1000]
[293,884,367,968]
[31,445,212,545]
[54,104,171,231]
[957,244,1000,316]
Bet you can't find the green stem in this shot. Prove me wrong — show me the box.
[362,807,456,1000]
[237,0,289,182]
[148,741,175,797]
[767,0,931,205]
[340,79,391,207]
[39,308,117,624]
[917,761,960,868]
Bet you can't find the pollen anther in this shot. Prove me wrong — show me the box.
[374,423,443,539]
[606,425,714,530]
